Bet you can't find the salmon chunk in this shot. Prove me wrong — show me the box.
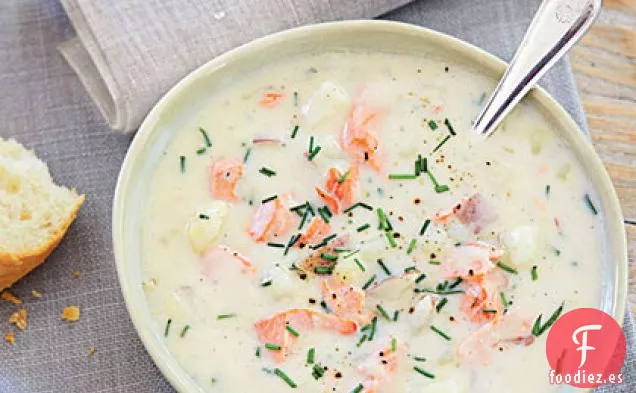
[258,91,284,108]
[434,193,497,234]
[200,245,256,278]
[441,241,503,279]
[248,195,296,242]
[298,217,331,246]
[321,276,373,325]
[254,308,357,363]
[209,158,244,201]
[325,165,359,209]
[341,100,382,171]
[356,338,406,392]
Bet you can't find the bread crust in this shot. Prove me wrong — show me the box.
[0,194,85,290]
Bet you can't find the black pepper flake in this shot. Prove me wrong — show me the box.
[309,298,316,304]
[414,198,421,205]
[444,66,449,72]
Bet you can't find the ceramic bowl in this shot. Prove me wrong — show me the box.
[112,20,627,393]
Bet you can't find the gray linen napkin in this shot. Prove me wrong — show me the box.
[58,0,414,132]
[0,0,633,392]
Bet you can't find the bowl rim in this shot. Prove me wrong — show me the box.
[112,19,628,393]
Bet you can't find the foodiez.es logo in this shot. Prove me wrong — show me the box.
[546,308,626,388]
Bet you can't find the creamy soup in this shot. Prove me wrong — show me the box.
[141,50,603,393]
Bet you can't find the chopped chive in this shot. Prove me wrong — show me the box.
[338,170,350,184]
[413,356,427,362]
[532,302,565,337]
[427,171,439,186]
[256,347,261,357]
[419,219,431,236]
[496,262,518,274]
[334,247,349,253]
[393,310,400,322]
[199,213,210,220]
[432,135,451,153]
[291,125,299,139]
[179,156,186,173]
[312,364,325,380]
[311,233,337,249]
[361,323,372,332]
[482,309,498,314]
[368,317,378,340]
[343,249,360,259]
[298,208,310,230]
[210,377,217,385]
[343,202,373,213]
[180,324,191,338]
[414,366,435,379]
[164,318,172,337]
[377,259,392,275]
[421,156,428,173]
[262,195,278,204]
[307,348,315,364]
[435,184,450,193]
[415,158,421,176]
[284,234,301,256]
[376,304,392,321]
[259,167,276,177]
[415,273,427,284]
[293,91,299,107]
[314,266,333,275]
[196,147,207,155]
[448,277,463,289]
[261,279,273,287]
[554,247,561,256]
[444,118,456,135]
[356,334,368,347]
[290,202,309,213]
[351,383,364,393]
[267,242,285,248]
[404,266,418,273]
[545,184,551,197]
[415,288,464,295]
[391,337,397,352]
[428,260,441,265]
[356,223,371,232]
[217,313,237,320]
[199,127,212,147]
[286,325,300,337]
[243,147,252,163]
[307,146,322,161]
[265,343,282,350]
[362,274,377,290]
[322,205,333,217]
[499,292,509,308]
[273,368,297,388]
[385,232,397,248]
[354,258,366,272]
[430,325,451,341]
[317,207,330,223]
[309,136,314,152]
[376,208,392,230]
[406,239,417,255]
[388,173,418,180]
[584,194,598,215]
[320,253,338,262]
[428,119,438,130]
[435,298,448,313]
[531,265,538,281]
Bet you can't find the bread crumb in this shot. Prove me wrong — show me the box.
[9,308,28,331]
[72,270,81,279]
[5,331,15,344]
[61,306,80,322]
[31,290,42,298]
[1,290,22,305]
[87,346,95,356]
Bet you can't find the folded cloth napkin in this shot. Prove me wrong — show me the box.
[58,0,414,132]
[0,0,633,392]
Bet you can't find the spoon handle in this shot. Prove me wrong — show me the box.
[472,0,602,137]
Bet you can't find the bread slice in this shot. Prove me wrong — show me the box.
[0,138,84,290]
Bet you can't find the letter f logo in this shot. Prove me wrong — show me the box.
[572,324,602,368]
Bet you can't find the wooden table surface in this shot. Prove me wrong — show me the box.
[570,0,636,313]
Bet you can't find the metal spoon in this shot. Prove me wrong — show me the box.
[472,0,602,137]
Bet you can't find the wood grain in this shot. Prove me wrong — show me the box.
[570,0,636,313]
